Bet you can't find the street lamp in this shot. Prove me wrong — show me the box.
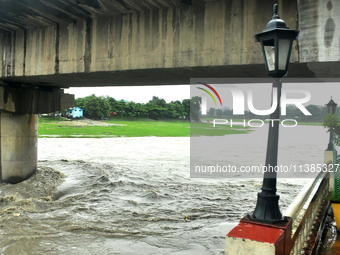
[250,4,299,223]
[326,97,337,151]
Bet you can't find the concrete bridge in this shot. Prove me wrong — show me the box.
[0,0,340,182]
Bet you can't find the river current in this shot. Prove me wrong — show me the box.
[0,125,330,254]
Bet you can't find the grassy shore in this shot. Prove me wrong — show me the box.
[38,117,251,138]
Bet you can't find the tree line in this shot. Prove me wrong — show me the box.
[73,94,339,122]
[74,94,201,120]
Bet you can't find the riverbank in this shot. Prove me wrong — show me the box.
[38,117,251,138]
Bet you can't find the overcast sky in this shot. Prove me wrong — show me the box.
[65,85,190,104]
[65,82,340,107]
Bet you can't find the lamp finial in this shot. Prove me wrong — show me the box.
[273,4,279,18]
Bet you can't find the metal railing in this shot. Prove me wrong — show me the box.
[284,172,330,255]
[332,141,340,200]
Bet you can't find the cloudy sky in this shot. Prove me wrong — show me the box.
[65,85,190,103]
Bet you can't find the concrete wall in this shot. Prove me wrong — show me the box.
[298,0,340,77]
[299,0,340,63]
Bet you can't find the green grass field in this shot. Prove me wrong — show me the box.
[39,121,190,138]
[38,117,252,138]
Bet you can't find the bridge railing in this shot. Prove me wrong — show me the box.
[286,138,340,254]
[284,171,330,255]
[332,141,340,200]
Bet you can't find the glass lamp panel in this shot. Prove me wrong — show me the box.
[332,105,336,114]
[264,46,275,71]
[327,105,331,113]
[278,39,291,70]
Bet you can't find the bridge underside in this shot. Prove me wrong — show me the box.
[0,0,339,89]
[1,62,340,88]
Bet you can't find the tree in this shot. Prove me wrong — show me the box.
[182,99,191,120]
[125,101,136,117]
[149,96,166,108]
[145,102,165,120]
[306,105,321,116]
[323,113,340,146]
[83,94,110,119]
[135,103,144,117]
[115,100,127,117]
[216,109,223,118]
[108,97,118,113]
[336,107,340,118]
[190,96,201,120]
[245,110,256,119]
[222,109,232,118]
[208,107,215,117]
[171,101,184,119]
[164,103,178,119]
[75,95,211,121]
[320,106,329,120]
[304,104,322,122]
[285,104,326,122]
[285,105,301,118]
[75,98,86,109]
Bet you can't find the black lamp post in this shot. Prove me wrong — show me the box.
[326,98,337,151]
[250,4,299,223]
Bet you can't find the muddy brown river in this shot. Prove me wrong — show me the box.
[0,125,330,254]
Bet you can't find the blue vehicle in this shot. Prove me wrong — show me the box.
[66,107,83,119]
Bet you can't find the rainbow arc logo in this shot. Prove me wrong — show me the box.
[196,82,223,106]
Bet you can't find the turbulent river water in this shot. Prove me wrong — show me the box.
[0,125,330,254]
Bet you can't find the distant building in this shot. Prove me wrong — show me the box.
[66,107,83,118]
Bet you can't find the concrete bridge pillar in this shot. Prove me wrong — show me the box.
[0,85,74,183]
[0,113,37,183]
